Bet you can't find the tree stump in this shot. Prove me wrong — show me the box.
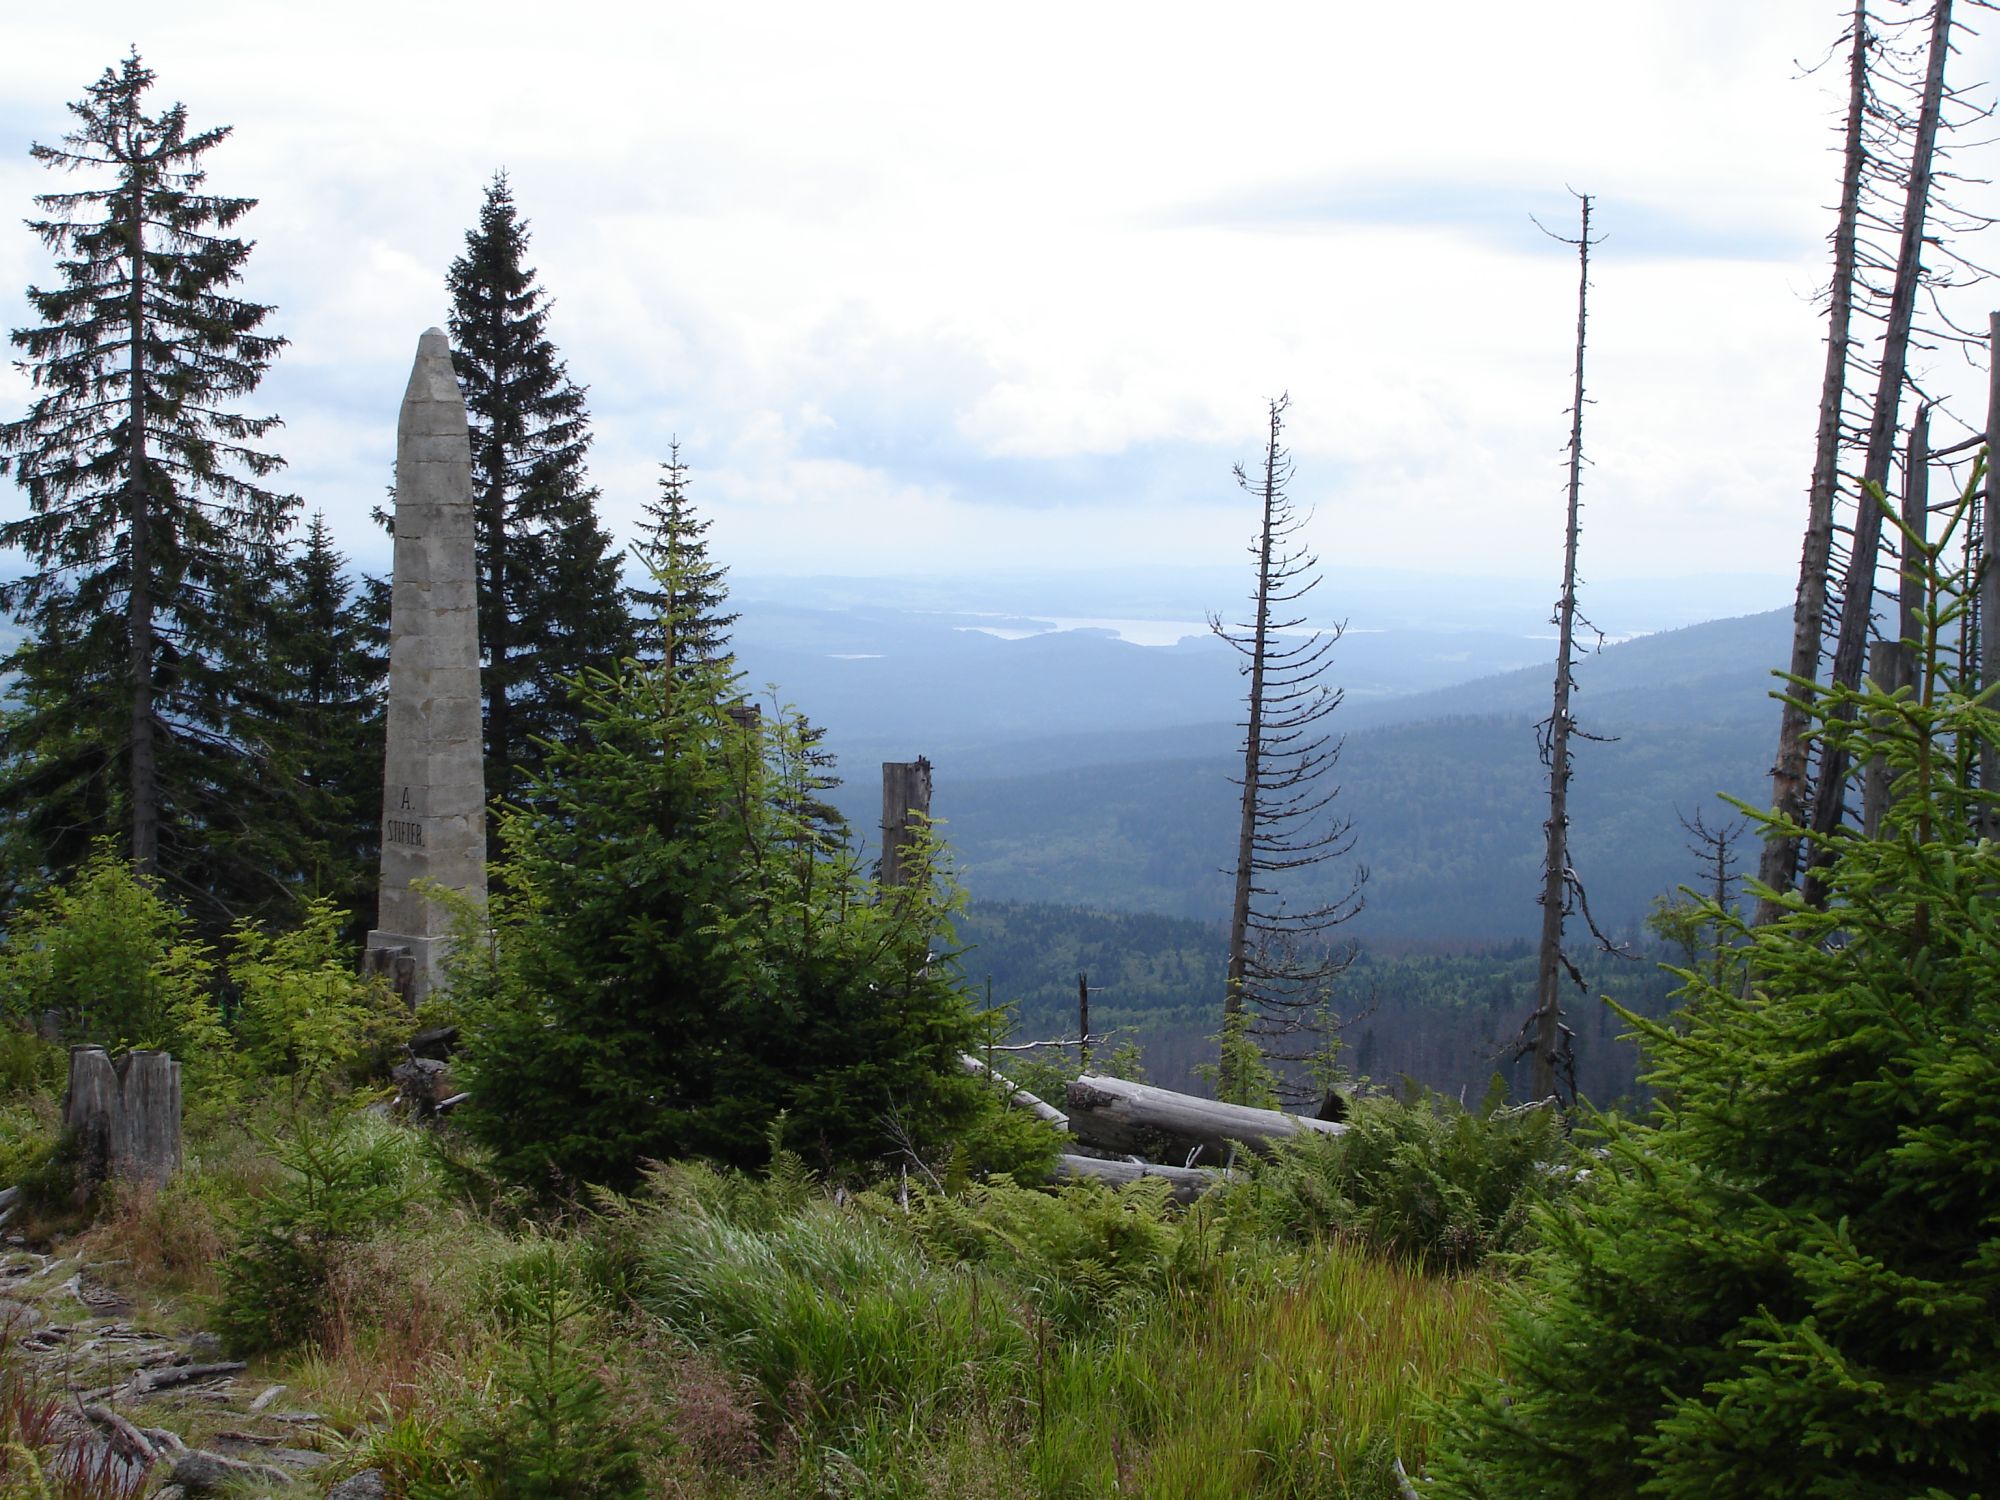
[64,1046,181,1196]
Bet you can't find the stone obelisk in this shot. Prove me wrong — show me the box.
[364,328,487,1001]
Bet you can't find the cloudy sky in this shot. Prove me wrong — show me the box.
[1,1,1995,610]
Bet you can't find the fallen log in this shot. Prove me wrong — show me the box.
[959,1053,1068,1130]
[127,1359,246,1396]
[1064,1074,1346,1163]
[80,1401,158,1462]
[1053,1153,1233,1205]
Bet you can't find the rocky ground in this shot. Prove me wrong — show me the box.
[0,1237,380,1499]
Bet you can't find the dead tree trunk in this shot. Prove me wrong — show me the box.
[1758,0,1872,921]
[879,758,932,890]
[1063,1073,1345,1163]
[63,1046,181,1197]
[1864,406,1929,836]
[1053,1154,1232,1204]
[1802,0,1953,908]
[1982,312,2000,838]
[1530,193,1594,1107]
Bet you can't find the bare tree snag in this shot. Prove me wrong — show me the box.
[1529,192,1599,1107]
[1759,0,1872,919]
[1076,972,1092,1072]
[1211,396,1363,1099]
[879,757,932,890]
[1800,0,1954,908]
[63,1046,181,1195]
[1983,311,2000,838]
[1063,1073,1345,1162]
[1865,406,1930,836]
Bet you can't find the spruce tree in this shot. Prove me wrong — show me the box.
[1427,481,2000,1497]
[629,440,737,673]
[445,173,630,836]
[456,561,1047,1190]
[0,52,295,921]
[265,513,385,938]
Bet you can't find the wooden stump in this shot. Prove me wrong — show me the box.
[880,758,933,890]
[64,1046,181,1196]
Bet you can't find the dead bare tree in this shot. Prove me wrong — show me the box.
[1210,396,1365,1102]
[1524,193,1608,1108]
[1758,0,1875,918]
[1649,809,1752,993]
[1759,0,1993,915]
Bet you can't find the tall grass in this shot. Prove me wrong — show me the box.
[623,1168,1497,1497]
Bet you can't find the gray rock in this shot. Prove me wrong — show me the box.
[327,1470,387,1499]
[168,1449,289,1493]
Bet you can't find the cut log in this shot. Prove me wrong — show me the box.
[959,1053,1068,1130]
[1063,1074,1346,1163]
[1054,1153,1233,1204]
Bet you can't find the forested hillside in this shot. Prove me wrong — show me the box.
[954,900,1684,1104]
[861,610,1788,942]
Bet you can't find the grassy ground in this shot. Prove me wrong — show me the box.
[2,1091,1534,1498]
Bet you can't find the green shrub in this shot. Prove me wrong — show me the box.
[886,1173,1192,1333]
[1427,488,2000,1497]
[0,849,234,1110]
[0,1094,58,1193]
[1226,1086,1566,1270]
[0,1025,61,1100]
[215,1110,432,1353]
[229,895,407,1093]
[412,1240,645,1500]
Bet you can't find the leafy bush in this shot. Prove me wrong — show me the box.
[229,895,407,1092]
[0,1096,58,1191]
[1427,493,2000,1497]
[0,1025,60,1100]
[0,1029,62,1192]
[0,849,233,1108]
[1226,1086,1566,1270]
[215,1110,432,1352]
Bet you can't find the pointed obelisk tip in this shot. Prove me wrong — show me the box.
[417,326,450,357]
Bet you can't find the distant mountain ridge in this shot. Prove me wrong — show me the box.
[809,607,1791,943]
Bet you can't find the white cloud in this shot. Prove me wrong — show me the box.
[0,0,1993,591]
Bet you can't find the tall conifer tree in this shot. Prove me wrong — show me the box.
[264,513,384,937]
[0,53,295,921]
[445,173,630,834]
